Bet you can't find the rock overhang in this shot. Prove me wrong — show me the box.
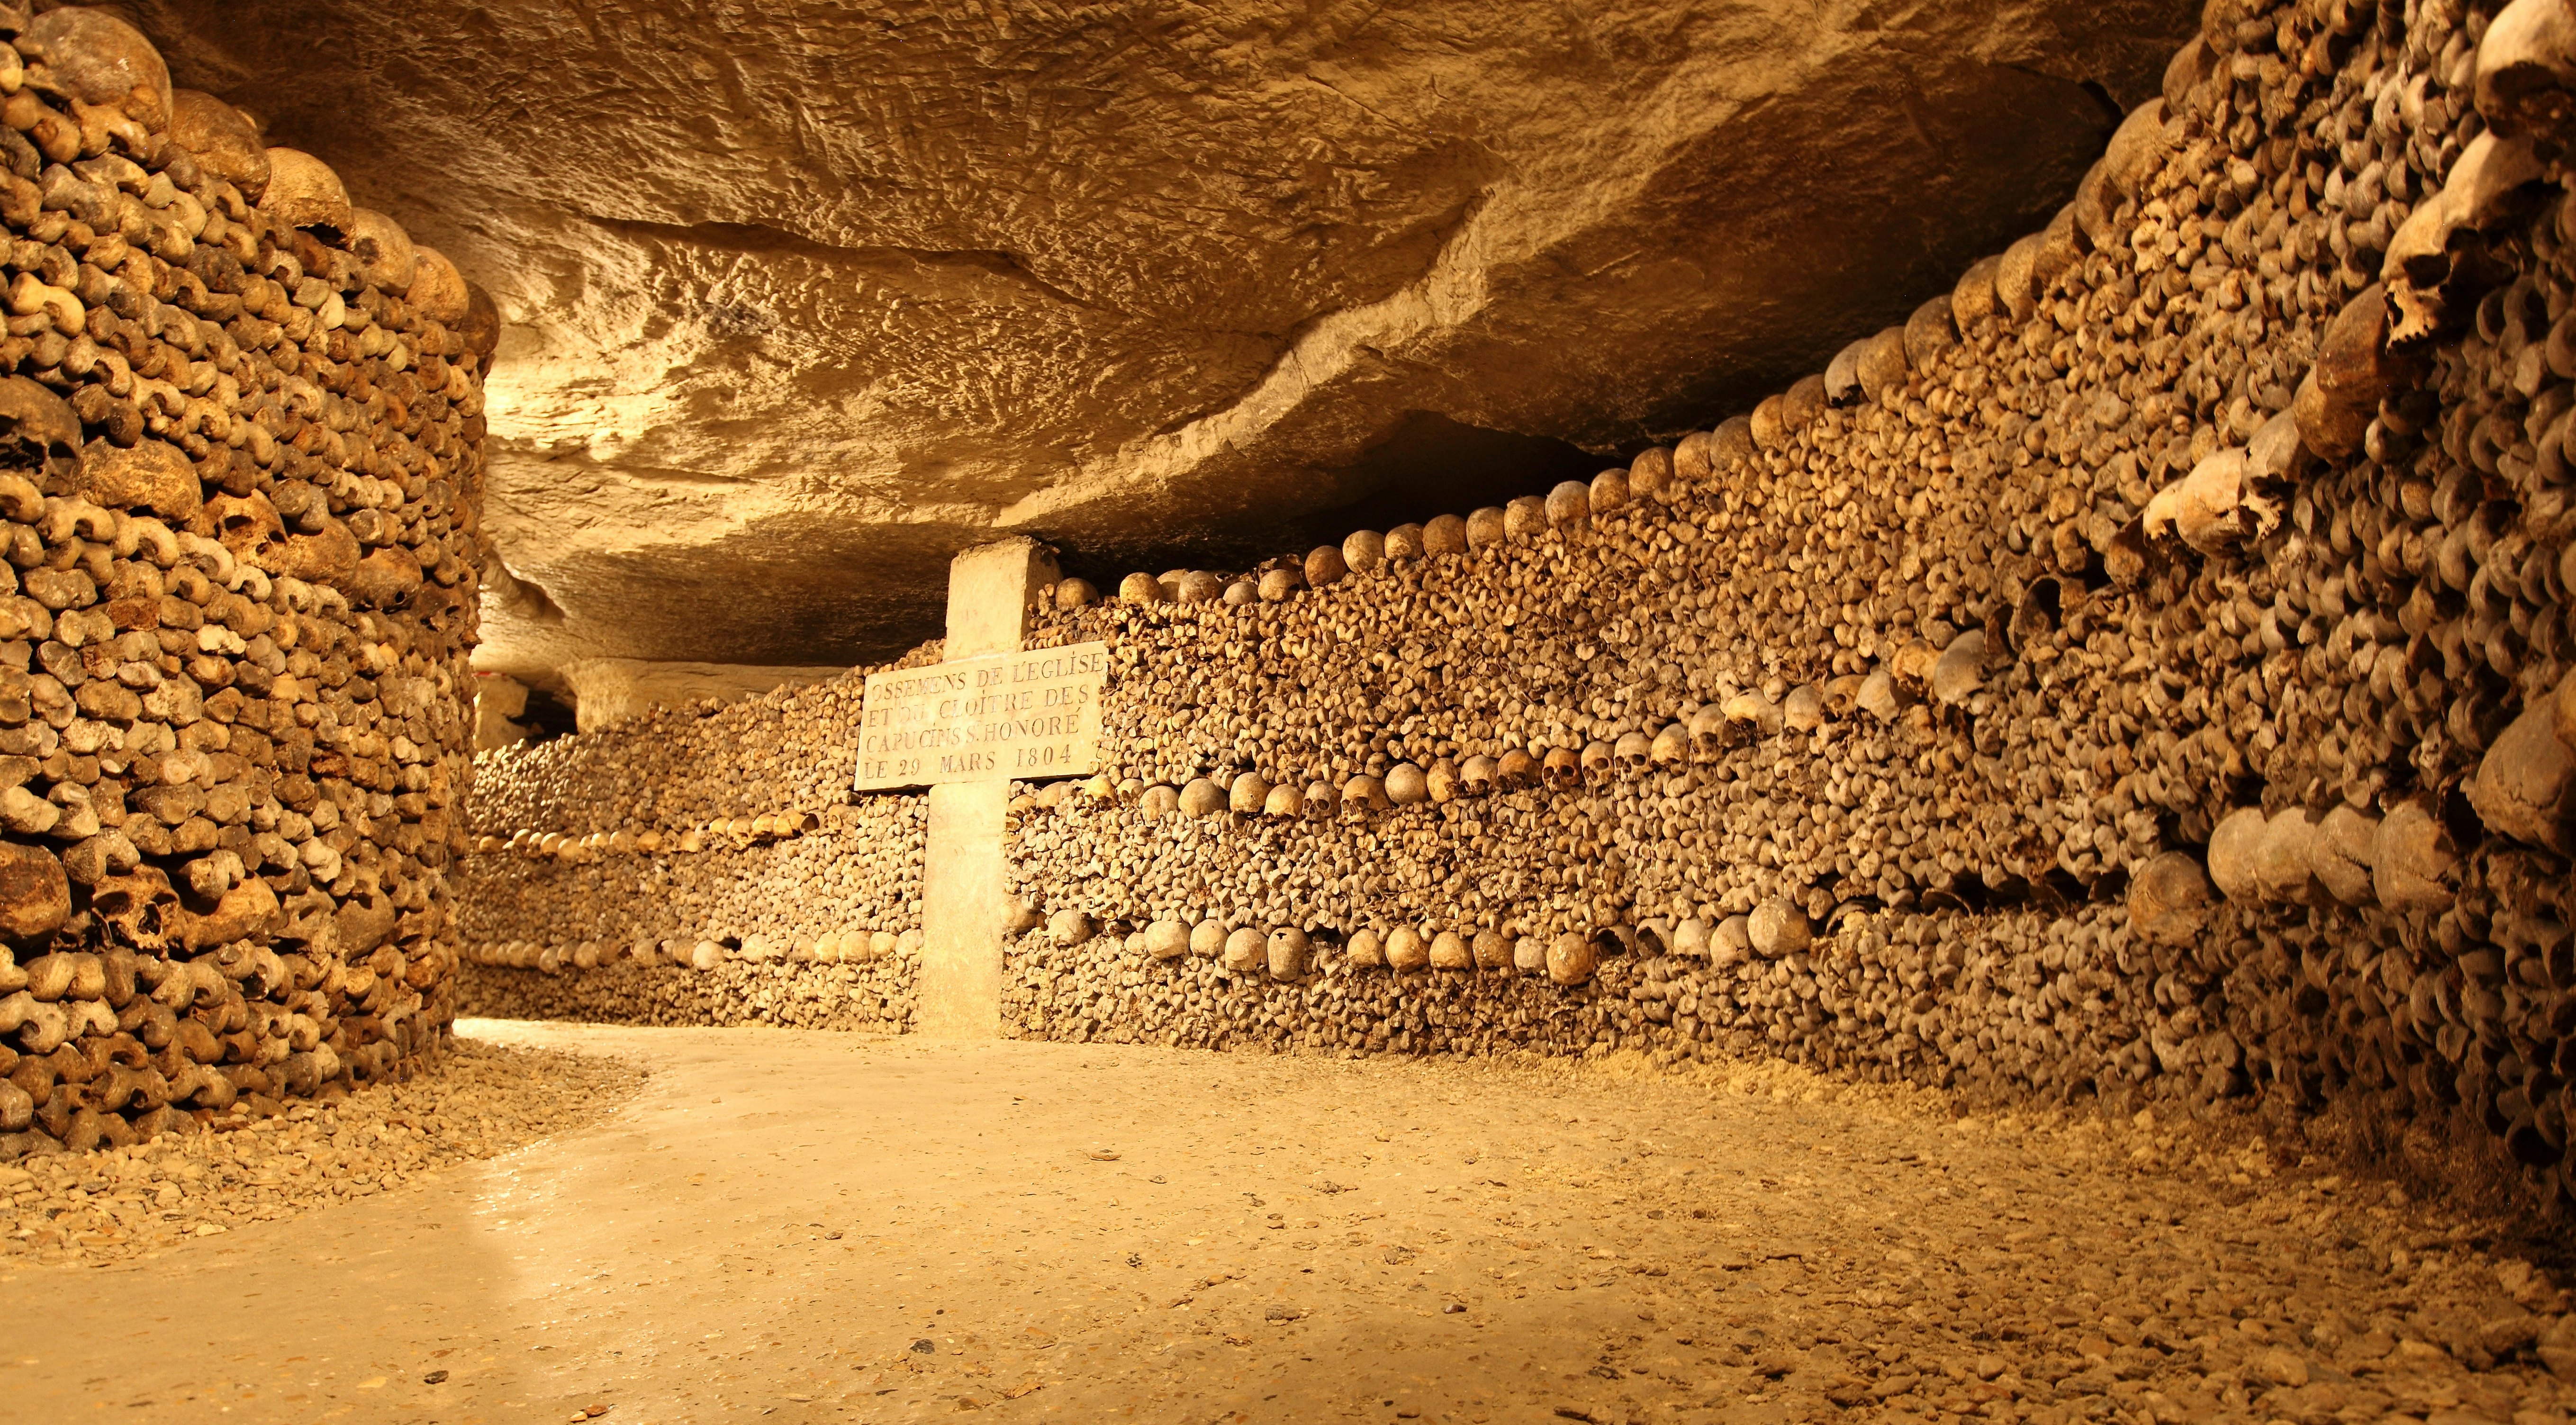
[124,0,2197,685]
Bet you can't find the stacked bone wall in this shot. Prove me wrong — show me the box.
[0,7,497,1157]
[1001,0,2576,1216]
[455,665,930,1028]
[456,0,2576,1216]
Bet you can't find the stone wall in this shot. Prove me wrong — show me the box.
[459,0,2576,1213]
[0,8,495,1156]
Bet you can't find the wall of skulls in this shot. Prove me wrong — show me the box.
[0,7,497,1158]
[454,659,931,1025]
[458,0,2576,1213]
[1001,0,2576,1215]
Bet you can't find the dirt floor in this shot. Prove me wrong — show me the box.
[5,1023,2574,1425]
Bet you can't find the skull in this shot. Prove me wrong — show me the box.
[1540,747,1582,793]
[1689,705,1730,762]
[1782,684,1826,732]
[1823,676,1864,717]
[1545,480,1591,528]
[1496,749,1539,791]
[90,866,181,952]
[1649,724,1688,767]
[1138,784,1179,817]
[1301,780,1337,819]
[1613,731,1652,771]
[1175,570,1221,604]
[1458,755,1497,796]
[1341,773,1392,812]
[1424,758,1459,803]
[1723,690,1784,738]
[1581,739,1615,782]
[0,377,78,480]
[1262,782,1304,818]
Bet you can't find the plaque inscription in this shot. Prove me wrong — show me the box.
[853,640,1107,791]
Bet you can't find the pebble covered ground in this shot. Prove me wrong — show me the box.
[0,1036,639,1266]
[5,1024,2575,1425]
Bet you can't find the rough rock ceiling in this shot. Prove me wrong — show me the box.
[118,0,2195,685]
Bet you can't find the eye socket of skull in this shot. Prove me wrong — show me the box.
[1580,740,1613,777]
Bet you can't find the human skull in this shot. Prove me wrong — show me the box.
[90,866,181,952]
[1540,748,1582,793]
[1302,780,1338,819]
[1545,480,1591,528]
[1424,758,1459,803]
[1649,725,1688,767]
[1262,783,1304,818]
[1458,755,1497,796]
[1385,927,1429,972]
[0,377,80,480]
[1723,690,1785,738]
[1346,928,1386,968]
[1614,731,1653,771]
[1689,705,1731,762]
[1266,927,1311,979]
[1581,740,1615,782]
[1429,931,1472,970]
[1496,749,1538,791]
[1222,927,1265,973]
[1304,545,1347,587]
[1782,684,1826,731]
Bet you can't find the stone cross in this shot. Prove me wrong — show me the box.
[913,537,1059,1037]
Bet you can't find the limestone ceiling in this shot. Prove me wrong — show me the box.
[115,0,2196,685]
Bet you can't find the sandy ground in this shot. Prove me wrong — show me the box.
[2,1023,2571,1425]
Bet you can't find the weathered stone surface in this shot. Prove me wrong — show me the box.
[135,0,2189,679]
[559,659,850,733]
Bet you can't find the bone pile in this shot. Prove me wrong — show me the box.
[0,6,493,1159]
[991,0,2576,1216]
[455,667,929,1029]
[460,0,2576,1214]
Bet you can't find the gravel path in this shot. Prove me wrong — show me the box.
[0,1037,640,1266]
[3,1024,2571,1425]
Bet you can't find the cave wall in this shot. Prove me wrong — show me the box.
[0,7,495,1157]
[459,0,2576,1213]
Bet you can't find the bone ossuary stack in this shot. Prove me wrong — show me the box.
[0,6,494,1158]
[453,661,935,1032]
[471,0,2576,1220]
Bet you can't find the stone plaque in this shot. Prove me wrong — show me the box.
[854,640,1107,791]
